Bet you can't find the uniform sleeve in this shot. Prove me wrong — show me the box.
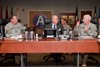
[5,24,12,37]
[20,24,26,32]
[74,26,81,36]
[87,24,97,37]
[74,26,80,32]
[74,24,86,36]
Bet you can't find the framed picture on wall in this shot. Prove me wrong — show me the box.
[59,13,76,28]
[81,11,92,18]
[28,10,53,28]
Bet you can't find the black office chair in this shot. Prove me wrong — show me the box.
[43,18,66,63]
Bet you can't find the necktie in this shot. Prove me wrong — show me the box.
[54,25,55,29]
[54,25,56,29]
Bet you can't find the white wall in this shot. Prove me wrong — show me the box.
[1,0,100,25]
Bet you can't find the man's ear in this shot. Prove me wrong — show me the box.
[82,19,84,22]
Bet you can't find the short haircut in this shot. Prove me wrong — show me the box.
[10,15,17,20]
[83,14,92,21]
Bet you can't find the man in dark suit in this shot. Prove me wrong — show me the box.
[44,15,65,63]
[45,15,63,34]
[45,15,62,29]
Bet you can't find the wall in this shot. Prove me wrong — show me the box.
[1,0,100,25]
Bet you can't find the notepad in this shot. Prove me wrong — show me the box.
[80,36,94,39]
[47,35,54,38]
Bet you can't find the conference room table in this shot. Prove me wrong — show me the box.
[0,38,100,67]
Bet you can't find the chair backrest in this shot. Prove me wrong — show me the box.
[0,18,10,37]
[44,18,61,23]
[44,18,61,28]
[80,18,98,28]
[0,18,10,25]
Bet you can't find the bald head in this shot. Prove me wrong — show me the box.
[51,15,58,25]
[83,14,91,25]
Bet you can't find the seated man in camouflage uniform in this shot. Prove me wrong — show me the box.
[4,15,25,64]
[74,14,97,67]
[5,15,25,38]
[61,18,72,30]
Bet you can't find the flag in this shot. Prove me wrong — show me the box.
[0,0,2,19]
[5,5,9,18]
[16,7,19,19]
[98,8,100,18]
[75,6,78,21]
[0,5,2,19]
[5,0,9,18]
[94,6,96,18]
[10,6,13,17]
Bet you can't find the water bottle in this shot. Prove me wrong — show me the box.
[25,30,28,41]
[97,35,100,42]
[63,30,67,36]
[36,34,38,41]
[30,30,34,41]
[69,31,73,40]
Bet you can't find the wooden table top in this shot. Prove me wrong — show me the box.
[0,38,100,53]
